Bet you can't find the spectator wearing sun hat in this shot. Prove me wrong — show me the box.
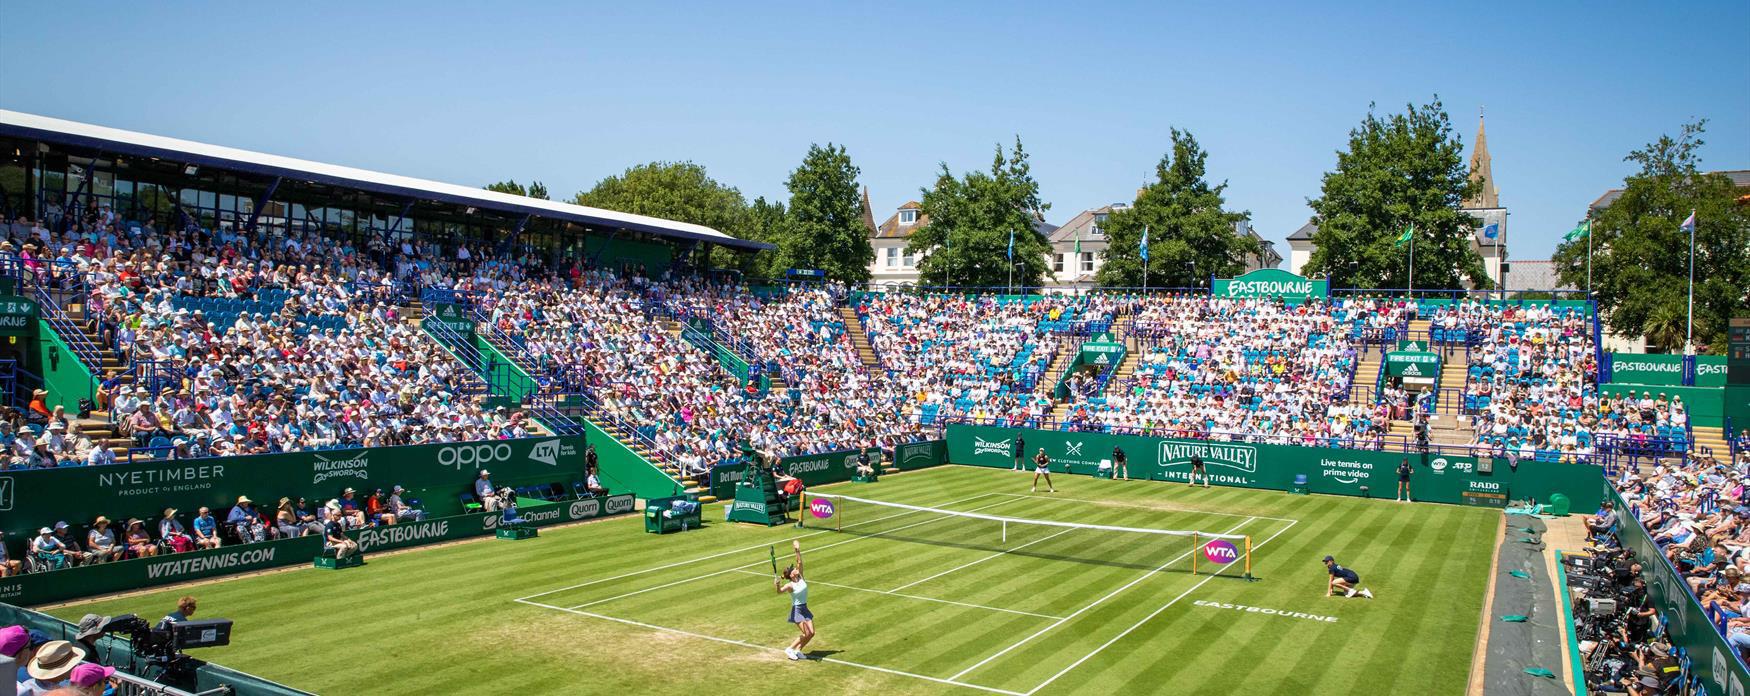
[158,508,193,554]
[84,517,123,564]
[0,530,21,576]
[19,639,87,694]
[227,496,267,543]
[388,485,424,522]
[29,527,69,570]
[1,625,35,677]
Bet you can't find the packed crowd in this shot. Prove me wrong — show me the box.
[1456,304,1623,462]
[1606,442,1750,664]
[2,214,531,464]
[856,294,1116,427]
[1059,296,1376,447]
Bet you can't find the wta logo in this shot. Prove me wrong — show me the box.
[1203,539,1239,565]
[809,499,836,519]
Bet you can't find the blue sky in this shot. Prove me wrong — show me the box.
[2,1,1745,262]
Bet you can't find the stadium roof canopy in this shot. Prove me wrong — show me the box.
[0,109,771,251]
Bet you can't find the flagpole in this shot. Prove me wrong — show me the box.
[1686,210,1695,352]
[1584,215,1593,296]
[1407,229,1414,295]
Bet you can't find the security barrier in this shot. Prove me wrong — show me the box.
[0,493,634,606]
[946,424,1603,510]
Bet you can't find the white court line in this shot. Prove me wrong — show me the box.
[1022,518,1300,695]
[945,516,1259,682]
[888,528,1077,593]
[996,492,1300,524]
[516,599,1025,696]
[566,495,1029,610]
[727,569,1065,620]
[517,491,999,602]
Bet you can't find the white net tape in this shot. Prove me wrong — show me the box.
[808,492,1249,540]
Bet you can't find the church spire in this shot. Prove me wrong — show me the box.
[1464,110,1499,209]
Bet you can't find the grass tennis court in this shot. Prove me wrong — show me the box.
[48,466,1502,695]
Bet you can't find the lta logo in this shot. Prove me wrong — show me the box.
[809,498,836,519]
[1203,539,1238,565]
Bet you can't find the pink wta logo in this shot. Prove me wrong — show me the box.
[809,499,836,519]
[1203,539,1238,565]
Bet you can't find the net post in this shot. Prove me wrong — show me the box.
[1244,535,1255,581]
[798,491,806,529]
[1192,532,1200,575]
[836,495,842,532]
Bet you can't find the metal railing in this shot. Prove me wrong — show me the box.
[418,319,494,396]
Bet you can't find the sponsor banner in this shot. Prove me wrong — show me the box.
[1609,353,1728,388]
[946,424,1602,511]
[0,436,586,547]
[709,442,953,499]
[426,302,475,336]
[894,440,948,471]
[1609,485,1750,694]
[3,493,639,606]
[1211,269,1329,300]
[1385,351,1440,378]
[810,498,837,519]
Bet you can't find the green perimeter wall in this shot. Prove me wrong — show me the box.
[709,440,949,499]
[1608,483,1750,694]
[34,318,96,411]
[1610,352,1729,388]
[945,424,1603,511]
[1600,383,1740,429]
[0,494,635,607]
[0,437,587,549]
[577,416,682,500]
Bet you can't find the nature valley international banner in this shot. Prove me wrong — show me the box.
[944,424,1599,510]
[1211,269,1329,301]
[0,436,586,545]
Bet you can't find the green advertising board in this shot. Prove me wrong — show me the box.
[1608,485,1750,695]
[0,437,587,547]
[946,424,1601,510]
[1385,351,1441,378]
[0,295,38,336]
[1610,353,1729,388]
[1599,383,1735,428]
[426,302,476,336]
[1078,335,1126,368]
[1211,269,1329,300]
[1396,339,1430,352]
[709,440,949,498]
[0,493,635,606]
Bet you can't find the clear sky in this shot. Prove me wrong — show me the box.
[2,1,1745,262]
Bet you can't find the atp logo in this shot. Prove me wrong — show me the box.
[529,440,561,466]
[0,476,12,511]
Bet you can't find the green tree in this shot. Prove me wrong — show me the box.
[1096,129,1258,288]
[777,143,872,283]
[1302,98,1489,290]
[484,179,549,199]
[574,161,752,241]
[907,137,1053,288]
[721,196,792,280]
[1553,120,1750,353]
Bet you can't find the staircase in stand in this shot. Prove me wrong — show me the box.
[1350,345,1386,404]
[840,307,880,368]
[572,401,713,503]
[59,301,139,458]
[1692,426,1730,459]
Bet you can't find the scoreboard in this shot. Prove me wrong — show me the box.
[1732,318,1750,384]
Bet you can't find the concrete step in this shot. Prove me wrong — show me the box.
[697,495,719,504]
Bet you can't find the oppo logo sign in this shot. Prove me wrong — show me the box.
[438,443,514,470]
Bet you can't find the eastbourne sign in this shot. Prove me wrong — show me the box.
[1212,269,1328,300]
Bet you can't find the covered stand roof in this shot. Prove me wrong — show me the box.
[0,110,771,250]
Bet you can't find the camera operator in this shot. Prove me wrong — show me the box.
[1617,577,1658,647]
[1620,640,1679,696]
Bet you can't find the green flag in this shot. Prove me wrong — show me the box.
[1563,220,1590,242]
[1395,223,1414,248]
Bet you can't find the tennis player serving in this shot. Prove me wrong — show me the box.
[775,539,815,660]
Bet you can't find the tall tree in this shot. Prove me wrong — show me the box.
[778,143,872,283]
[719,196,791,280]
[1096,129,1258,287]
[574,162,752,240]
[1302,98,1490,289]
[907,137,1053,288]
[484,179,549,199]
[1552,120,1750,353]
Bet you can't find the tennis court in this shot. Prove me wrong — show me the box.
[49,466,1500,695]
